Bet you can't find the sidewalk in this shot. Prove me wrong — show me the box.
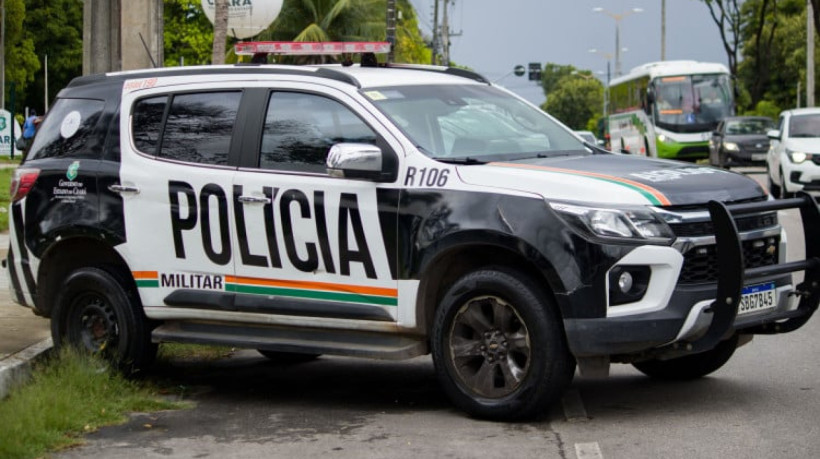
[0,231,52,398]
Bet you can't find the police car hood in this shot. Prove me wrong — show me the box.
[457,154,766,207]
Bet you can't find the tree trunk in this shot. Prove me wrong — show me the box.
[212,0,228,65]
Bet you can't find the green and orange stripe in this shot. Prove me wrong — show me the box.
[490,162,672,206]
[133,271,159,288]
[225,276,398,307]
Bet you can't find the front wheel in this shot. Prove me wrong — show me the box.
[51,267,157,372]
[432,268,575,420]
[632,334,739,380]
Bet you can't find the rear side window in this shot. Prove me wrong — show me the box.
[27,98,105,160]
[131,91,241,166]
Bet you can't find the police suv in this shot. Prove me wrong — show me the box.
[6,42,819,420]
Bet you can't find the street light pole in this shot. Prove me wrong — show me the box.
[593,7,643,77]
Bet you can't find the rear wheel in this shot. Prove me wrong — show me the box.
[632,334,739,380]
[51,267,156,372]
[432,268,575,420]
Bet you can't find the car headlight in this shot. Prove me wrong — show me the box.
[549,202,676,245]
[723,142,739,152]
[788,150,811,163]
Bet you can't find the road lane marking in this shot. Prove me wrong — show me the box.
[575,442,603,459]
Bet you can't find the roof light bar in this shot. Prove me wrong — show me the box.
[235,41,391,56]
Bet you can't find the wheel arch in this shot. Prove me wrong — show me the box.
[413,234,566,335]
[35,236,135,318]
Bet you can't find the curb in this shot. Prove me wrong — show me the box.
[0,338,53,399]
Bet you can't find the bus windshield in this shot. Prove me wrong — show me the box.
[653,74,732,132]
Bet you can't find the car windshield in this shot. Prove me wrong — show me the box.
[725,118,773,135]
[362,84,586,162]
[788,114,820,138]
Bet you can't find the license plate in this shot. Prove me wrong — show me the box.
[738,282,776,315]
[751,153,767,161]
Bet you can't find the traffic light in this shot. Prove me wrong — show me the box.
[528,63,542,81]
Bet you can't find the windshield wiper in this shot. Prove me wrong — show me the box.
[432,156,486,164]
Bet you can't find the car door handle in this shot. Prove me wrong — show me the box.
[108,184,140,194]
[238,195,271,204]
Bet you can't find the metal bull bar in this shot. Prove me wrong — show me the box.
[686,192,820,354]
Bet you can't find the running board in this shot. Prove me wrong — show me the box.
[152,321,428,360]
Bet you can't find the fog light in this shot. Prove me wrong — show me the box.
[618,271,634,293]
[608,266,651,306]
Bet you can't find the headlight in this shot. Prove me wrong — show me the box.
[723,142,739,152]
[657,134,673,144]
[788,151,810,163]
[549,202,676,245]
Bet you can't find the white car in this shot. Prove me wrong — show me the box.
[766,108,820,199]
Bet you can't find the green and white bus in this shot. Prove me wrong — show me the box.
[606,60,734,160]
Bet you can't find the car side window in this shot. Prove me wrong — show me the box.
[132,96,168,155]
[159,92,241,165]
[259,91,377,173]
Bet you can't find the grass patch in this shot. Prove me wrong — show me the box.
[0,348,187,459]
[158,343,235,362]
[0,166,13,232]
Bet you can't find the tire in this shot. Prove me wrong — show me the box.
[768,172,781,198]
[431,268,575,421]
[778,168,793,199]
[257,350,320,363]
[632,334,739,380]
[51,267,157,372]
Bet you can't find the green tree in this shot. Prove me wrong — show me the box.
[737,0,808,111]
[164,0,214,67]
[393,0,430,63]
[541,74,604,130]
[539,63,576,99]
[3,0,40,110]
[267,0,385,43]
[21,0,82,113]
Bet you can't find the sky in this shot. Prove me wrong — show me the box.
[406,0,727,105]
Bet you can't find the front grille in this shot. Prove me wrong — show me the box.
[812,155,820,166]
[669,212,778,237]
[678,236,779,284]
[676,145,709,158]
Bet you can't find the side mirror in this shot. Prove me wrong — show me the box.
[327,143,391,181]
[766,129,781,141]
[646,88,655,105]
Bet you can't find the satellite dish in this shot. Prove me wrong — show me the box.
[201,0,283,40]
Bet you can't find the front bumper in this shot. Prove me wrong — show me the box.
[783,160,820,196]
[564,193,820,358]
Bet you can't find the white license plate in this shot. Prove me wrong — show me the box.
[738,282,776,315]
[751,153,767,161]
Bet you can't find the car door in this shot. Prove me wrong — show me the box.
[230,84,402,325]
[118,80,244,311]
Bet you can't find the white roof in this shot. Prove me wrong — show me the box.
[320,64,486,88]
[609,60,730,87]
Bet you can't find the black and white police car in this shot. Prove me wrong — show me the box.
[6,42,819,420]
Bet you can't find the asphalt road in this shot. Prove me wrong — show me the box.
[57,170,820,459]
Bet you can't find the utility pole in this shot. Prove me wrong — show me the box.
[808,0,815,107]
[661,0,666,61]
[386,0,396,63]
[441,0,450,65]
[431,0,439,65]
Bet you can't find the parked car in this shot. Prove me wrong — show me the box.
[766,108,820,199]
[709,116,774,168]
[574,130,602,146]
[6,42,819,421]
